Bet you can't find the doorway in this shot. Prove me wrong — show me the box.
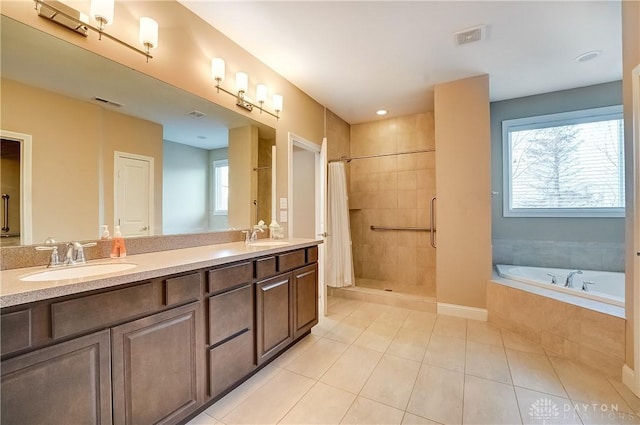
[0,130,32,245]
[114,151,154,237]
[288,133,326,313]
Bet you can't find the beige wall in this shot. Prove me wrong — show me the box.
[1,78,163,243]
[1,1,326,234]
[434,75,492,309]
[622,0,639,370]
[349,113,436,296]
[228,126,258,230]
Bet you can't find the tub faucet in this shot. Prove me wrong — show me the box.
[564,270,583,288]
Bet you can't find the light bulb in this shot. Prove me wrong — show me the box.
[235,72,248,94]
[273,94,283,112]
[90,0,114,26]
[211,58,225,82]
[139,17,158,50]
[256,84,268,103]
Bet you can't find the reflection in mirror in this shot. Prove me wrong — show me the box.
[0,16,275,246]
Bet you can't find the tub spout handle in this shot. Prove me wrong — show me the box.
[582,281,596,292]
[546,273,557,285]
[564,270,583,288]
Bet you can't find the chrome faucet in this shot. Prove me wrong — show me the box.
[64,241,97,265]
[35,238,62,267]
[242,227,264,244]
[564,270,583,288]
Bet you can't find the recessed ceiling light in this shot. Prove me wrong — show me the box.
[575,50,602,63]
[376,109,388,116]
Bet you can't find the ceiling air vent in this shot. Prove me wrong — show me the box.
[93,97,123,107]
[188,110,206,118]
[453,25,486,47]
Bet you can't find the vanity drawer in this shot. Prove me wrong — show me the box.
[277,250,306,272]
[208,284,253,345]
[307,246,318,263]
[51,283,156,339]
[208,329,255,398]
[165,273,202,307]
[1,309,32,355]
[255,256,276,280]
[208,262,252,294]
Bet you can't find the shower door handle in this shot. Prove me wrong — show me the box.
[429,196,437,248]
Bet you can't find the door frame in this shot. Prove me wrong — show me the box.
[114,151,154,236]
[287,132,325,313]
[629,64,640,396]
[1,130,32,245]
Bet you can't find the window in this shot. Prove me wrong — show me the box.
[213,159,229,215]
[502,105,624,218]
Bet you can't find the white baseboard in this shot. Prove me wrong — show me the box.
[437,302,488,321]
[622,365,640,397]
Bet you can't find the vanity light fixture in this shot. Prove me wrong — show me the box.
[211,57,283,119]
[34,0,158,62]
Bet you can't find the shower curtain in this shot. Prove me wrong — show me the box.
[326,162,354,288]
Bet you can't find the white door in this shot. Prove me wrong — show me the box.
[115,152,153,237]
[288,133,326,313]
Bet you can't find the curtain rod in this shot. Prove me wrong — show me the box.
[328,148,435,163]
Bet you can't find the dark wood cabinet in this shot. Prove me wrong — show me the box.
[292,263,319,339]
[1,329,112,425]
[256,273,293,365]
[111,302,203,425]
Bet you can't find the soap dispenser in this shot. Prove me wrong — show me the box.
[100,225,111,240]
[110,226,127,258]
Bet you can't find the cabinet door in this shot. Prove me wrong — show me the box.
[1,330,112,425]
[112,302,203,425]
[256,273,293,365]
[292,264,319,339]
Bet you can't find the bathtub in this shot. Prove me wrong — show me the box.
[495,264,625,308]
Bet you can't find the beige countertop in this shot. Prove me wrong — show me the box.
[0,238,321,308]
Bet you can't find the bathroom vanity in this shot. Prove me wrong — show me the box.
[0,239,320,425]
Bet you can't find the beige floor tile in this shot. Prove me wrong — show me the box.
[221,369,314,424]
[609,378,640,415]
[502,330,546,355]
[341,396,404,425]
[386,328,430,362]
[515,387,582,425]
[375,308,411,328]
[279,382,356,424]
[205,364,280,420]
[353,322,399,352]
[432,315,467,339]
[406,364,464,425]
[311,314,342,337]
[424,333,466,372]
[320,345,383,394]
[467,320,504,347]
[401,412,441,424]
[462,374,522,425]
[285,337,349,379]
[550,356,633,412]
[507,349,567,397]
[403,311,437,333]
[324,316,370,344]
[329,299,364,316]
[185,412,220,425]
[349,305,384,322]
[270,333,320,369]
[573,402,640,424]
[465,340,512,384]
[360,354,421,410]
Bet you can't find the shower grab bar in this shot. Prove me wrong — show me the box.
[2,194,9,233]
[370,226,433,232]
[430,196,437,248]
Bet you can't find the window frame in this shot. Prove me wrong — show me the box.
[502,105,624,218]
[212,159,229,216]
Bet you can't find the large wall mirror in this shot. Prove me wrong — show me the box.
[0,16,276,247]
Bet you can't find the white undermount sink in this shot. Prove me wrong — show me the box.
[249,241,291,247]
[21,263,137,282]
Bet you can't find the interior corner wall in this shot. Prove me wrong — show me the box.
[622,0,639,371]
[435,74,492,309]
[228,126,258,230]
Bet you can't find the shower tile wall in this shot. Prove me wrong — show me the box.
[349,113,436,297]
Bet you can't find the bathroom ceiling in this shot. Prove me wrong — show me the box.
[179,1,622,124]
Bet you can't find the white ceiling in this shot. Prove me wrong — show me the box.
[179,1,622,124]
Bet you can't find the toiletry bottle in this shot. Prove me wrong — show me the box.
[110,226,127,258]
[100,225,110,240]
